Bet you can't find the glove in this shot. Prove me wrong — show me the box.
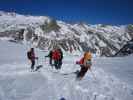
[76,61,79,64]
[45,55,48,57]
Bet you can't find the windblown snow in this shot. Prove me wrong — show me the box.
[0,40,133,100]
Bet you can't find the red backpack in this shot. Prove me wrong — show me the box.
[76,57,84,65]
[52,50,61,60]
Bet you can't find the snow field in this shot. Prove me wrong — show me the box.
[0,40,133,100]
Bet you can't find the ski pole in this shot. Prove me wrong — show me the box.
[36,58,39,66]
[89,69,97,80]
[45,57,47,64]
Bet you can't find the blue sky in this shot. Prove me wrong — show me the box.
[0,0,133,24]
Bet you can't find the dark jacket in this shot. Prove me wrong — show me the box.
[45,50,53,58]
[27,51,36,61]
[58,49,63,60]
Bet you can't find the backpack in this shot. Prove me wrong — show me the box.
[52,50,61,60]
[84,52,92,61]
[27,51,32,60]
[78,57,84,65]
[83,52,92,67]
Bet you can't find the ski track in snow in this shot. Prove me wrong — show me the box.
[0,40,133,100]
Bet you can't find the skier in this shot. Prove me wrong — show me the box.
[45,50,53,67]
[58,48,63,69]
[76,51,92,80]
[27,48,38,71]
[52,48,61,70]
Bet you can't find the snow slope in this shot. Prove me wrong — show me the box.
[0,40,133,100]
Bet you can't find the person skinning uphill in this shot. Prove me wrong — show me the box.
[52,48,61,70]
[45,50,53,67]
[76,51,92,80]
[27,48,38,71]
[58,48,63,69]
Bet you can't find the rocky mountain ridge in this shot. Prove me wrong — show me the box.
[0,11,133,56]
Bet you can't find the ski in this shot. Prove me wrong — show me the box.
[61,70,79,75]
[35,65,43,71]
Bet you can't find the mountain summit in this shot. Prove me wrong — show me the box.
[0,11,133,56]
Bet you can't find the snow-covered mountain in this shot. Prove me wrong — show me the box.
[0,11,133,56]
[114,39,133,56]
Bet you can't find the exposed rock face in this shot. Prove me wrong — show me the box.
[114,39,133,56]
[0,11,133,56]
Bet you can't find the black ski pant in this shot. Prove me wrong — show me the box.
[49,57,53,66]
[77,65,88,78]
[54,60,60,70]
[58,59,62,69]
[31,60,35,70]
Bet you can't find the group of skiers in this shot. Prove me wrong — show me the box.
[45,47,63,70]
[27,47,92,80]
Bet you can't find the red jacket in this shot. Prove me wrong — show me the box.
[76,57,84,65]
[52,50,60,60]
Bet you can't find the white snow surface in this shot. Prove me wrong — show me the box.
[0,40,133,100]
